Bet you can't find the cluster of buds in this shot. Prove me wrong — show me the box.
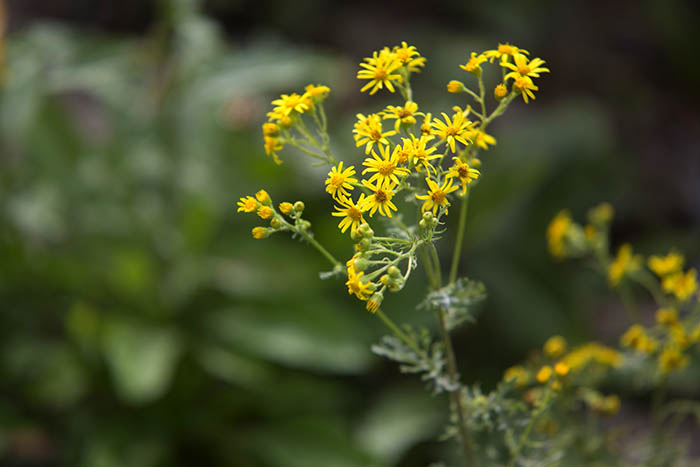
[237,190,309,239]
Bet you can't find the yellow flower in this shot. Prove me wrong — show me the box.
[608,244,641,286]
[446,157,480,195]
[304,83,331,101]
[264,136,283,164]
[662,268,698,301]
[255,190,271,205]
[391,41,426,72]
[279,202,294,214]
[353,113,397,154]
[361,179,399,217]
[546,210,572,259]
[536,365,552,383]
[502,53,550,81]
[587,202,614,226]
[648,251,684,277]
[460,52,487,74]
[403,134,441,172]
[332,195,367,234]
[325,162,358,201]
[447,80,464,93]
[392,142,411,165]
[431,111,473,153]
[554,362,570,377]
[656,308,679,326]
[271,92,311,116]
[494,83,508,99]
[471,130,496,150]
[484,43,530,63]
[658,345,688,374]
[504,366,529,387]
[382,101,422,132]
[512,76,539,104]
[362,144,410,186]
[415,177,459,215]
[620,324,657,354]
[544,335,567,358]
[257,206,273,219]
[262,122,279,137]
[237,196,258,213]
[252,227,269,239]
[357,50,403,95]
[420,113,434,137]
[561,343,622,370]
[346,268,373,300]
[366,292,383,313]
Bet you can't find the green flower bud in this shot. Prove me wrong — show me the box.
[293,201,305,213]
[270,217,282,229]
[299,220,311,230]
[388,265,401,278]
[422,211,434,222]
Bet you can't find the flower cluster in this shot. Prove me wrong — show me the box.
[356,42,426,96]
[237,190,313,241]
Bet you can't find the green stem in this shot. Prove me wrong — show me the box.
[429,243,442,287]
[298,229,341,267]
[449,193,469,284]
[508,388,553,467]
[375,308,428,360]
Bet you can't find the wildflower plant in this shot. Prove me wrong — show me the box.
[238,42,700,466]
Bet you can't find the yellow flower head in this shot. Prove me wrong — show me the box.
[420,113,434,137]
[415,177,459,215]
[620,324,657,354]
[279,202,294,214]
[237,196,258,213]
[536,365,552,383]
[561,343,622,371]
[256,190,271,205]
[494,83,508,99]
[257,206,273,219]
[460,52,487,75]
[362,144,410,186]
[504,365,529,387]
[262,122,279,137]
[471,129,496,150]
[662,268,698,301]
[648,251,684,277]
[485,43,530,63]
[431,111,473,153]
[392,142,411,165]
[353,113,397,154]
[361,179,399,218]
[554,361,570,377]
[391,41,426,72]
[503,53,550,81]
[332,194,367,234]
[656,308,679,326]
[608,244,642,286]
[403,134,441,173]
[547,210,572,259]
[544,335,567,358]
[264,136,283,162]
[658,345,688,374]
[304,83,331,102]
[346,268,373,301]
[357,50,403,95]
[382,101,422,132]
[446,157,480,196]
[252,227,269,239]
[513,76,539,104]
[366,292,383,313]
[271,92,311,116]
[325,161,358,201]
[447,80,464,94]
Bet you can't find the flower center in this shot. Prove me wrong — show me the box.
[431,190,446,204]
[370,129,383,141]
[457,166,469,178]
[347,207,362,220]
[498,44,515,55]
[375,189,387,203]
[517,64,530,75]
[377,161,396,176]
[396,150,409,164]
[330,174,345,187]
[373,67,388,81]
[514,78,528,91]
[445,127,459,137]
[398,109,411,118]
[245,199,258,211]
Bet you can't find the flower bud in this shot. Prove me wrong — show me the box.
[293,201,305,213]
[358,223,374,238]
[256,190,271,205]
[350,227,363,242]
[252,227,270,239]
[270,217,282,229]
[494,84,508,100]
[357,238,371,251]
[419,219,428,230]
[388,265,401,278]
[354,257,370,272]
[279,202,294,214]
[262,122,280,137]
[422,211,434,223]
[298,220,311,230]
[447,80,465,94]
[366,291,384,313]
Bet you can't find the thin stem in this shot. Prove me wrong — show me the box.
[421,246,438,289]
[297,229,341,268]
[449,193,469,284]
[437,307,478,466]
[375,308,428,360]
[429,243,442,288]
[463,86,483,105]
[508,388,553,467]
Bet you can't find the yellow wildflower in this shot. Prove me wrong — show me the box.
[237,196,258,213]
[357,50,403,95]
[447,80,464,93]
[304,83,330,102]
[391,42,426,72]
[513,76,539,104]
[262,122,279,137]
[271,92,310,116]
[620,324,658,354]
[554,362,570,377]
[346,268,373,301]
[403,135,441,172]
[382,101,422,132]
[392,142,411,165]
[257,206,273,219]
[353,113,397,154]
[547,210,572,259]
[431,111,473,153]
[362,144,410,186]
[662,268,698,301]
[361,179,399,217]
[504,366,529,387]
[656,308,679,326]
[494,83,508,99]
[536,365,552,383]
[264,136,283,162]
[420,113,434,137]
[460,52,487,75]
[325,162,358,201]
[332,195,367,234]
[446,157,480,196]
[485,43,530,64]
[544,335,567,358]
[252,227,269,239]
[648,251,684,277]
[415,177,459,215]
[279,202,294,214]
[584,225,597,241]
[502,53,550,81]
[561,343,622,370]
[256,190,271,205]
[471,130,496,150]
[658,345,688,374]
[608,244,641,286]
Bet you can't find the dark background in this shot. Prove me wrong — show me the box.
[1,0,699,465]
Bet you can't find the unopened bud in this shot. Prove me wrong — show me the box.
[293,201,305,213]
[447,80,465,94]
[270,217,282,229]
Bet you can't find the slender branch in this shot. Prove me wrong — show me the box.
[375,308,428,360]
[449,193,470,284]
[297,229,341,267]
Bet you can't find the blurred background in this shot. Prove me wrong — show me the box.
[1,0,699,465]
